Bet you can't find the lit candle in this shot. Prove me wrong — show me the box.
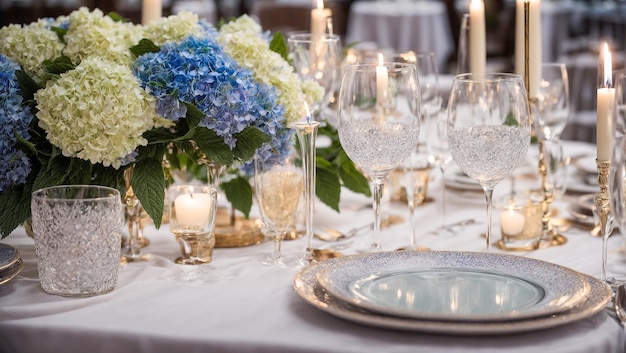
[514,0,541,97]
[376,53,388,106]
[469,0,486,79]
[501,206,525,235]
[311,0,332,39]
[142,0,162,25]
[174,192,214,227]
[597,42,615,162]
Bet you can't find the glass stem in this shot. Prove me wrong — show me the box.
[484,187,495,251]
[372,179,385,251]
[439,165,447,230]
[273,234,283,262]
[292,121,320,262]
[406,173,417,249]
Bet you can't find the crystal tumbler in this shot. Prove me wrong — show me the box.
[31,185,123,296]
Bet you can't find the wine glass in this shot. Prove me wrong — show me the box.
[535,62,570,141]
[608,135,626,286]
[288,33,340,120]
[447,73,531,250]
[338,62,421,251]
[254,148,303,269]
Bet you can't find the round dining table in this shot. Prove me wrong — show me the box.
[345,0,453,73]
[0,140,625,353]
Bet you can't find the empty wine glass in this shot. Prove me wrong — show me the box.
[288,33,340,120]
[447,73,531,250]
[254,148,303,269]
[535,62,570,141]
[338,62,421,251]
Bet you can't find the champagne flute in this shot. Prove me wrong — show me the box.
[288,33,340,120]
[608,134,625,286]
[254,148,303,269]
[535,62,570,141]
[447,73,531,250]
[338,62,421,251]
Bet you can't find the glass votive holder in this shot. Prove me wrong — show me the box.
[31,185,123,297]
[169,185,218,265]
[497,193,543,251]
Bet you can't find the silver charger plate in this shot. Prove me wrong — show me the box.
[0,243,20,271]
[316,251,590,322]
[293,259,612,335]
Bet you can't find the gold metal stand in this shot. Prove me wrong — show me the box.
[523,1,566,248]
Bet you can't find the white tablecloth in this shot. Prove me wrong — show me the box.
[345,0,453,74]
[0,141,625,353]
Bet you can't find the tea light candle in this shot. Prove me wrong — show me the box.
[311,0,332,39]
[514,0,541,97]
[174,192,213,227]
[501,206,525,235]
[142,0,162,25]
[376,53,388,106]
[597,42,614,162]
[469,0,486,79]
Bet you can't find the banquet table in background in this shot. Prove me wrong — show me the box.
[0,140,625,353]
[345,0,453,73]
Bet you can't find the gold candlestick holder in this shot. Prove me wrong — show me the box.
[595,160,612,282]
[522,1,565,249]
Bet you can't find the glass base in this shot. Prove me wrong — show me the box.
[259,252,303,271]
[120,253,152,264]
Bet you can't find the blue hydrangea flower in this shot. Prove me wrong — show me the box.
[132,34,291,172]
[0,54,34,191]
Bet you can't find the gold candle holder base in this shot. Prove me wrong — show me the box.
[213,207,264,248]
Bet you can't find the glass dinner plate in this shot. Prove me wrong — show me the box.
[316,251,590,322]
[0,243,20,271]
[293,259,612,335]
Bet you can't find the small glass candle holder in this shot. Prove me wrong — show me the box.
[497,193,543,251]
[169,185,218,265]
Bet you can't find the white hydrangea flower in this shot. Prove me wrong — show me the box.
[0,20,64,82]
[34,57,172,169]
[63,7,143,66]
[143,11,204,46]
[217,15,324,125]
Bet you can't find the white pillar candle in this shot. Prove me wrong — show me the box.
[174,192,213,227]
[469,0,486,79]
[501,206,525,235]
[514,0,542,97]
[376,53,388,106]
[142,0,162,25]
[597,43,615,162]
[311,0,332,39]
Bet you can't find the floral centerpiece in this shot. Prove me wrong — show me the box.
[0,8,370,239]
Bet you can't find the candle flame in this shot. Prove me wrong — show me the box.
[378,53,384,67]
[603,42,612,88]
[317,0,324,10]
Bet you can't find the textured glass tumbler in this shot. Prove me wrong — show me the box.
[31,185,123,297]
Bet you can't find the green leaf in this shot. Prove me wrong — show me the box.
[49,26,67,43]
[179,127,233,166]
[15,70,42,104]
[339,158,371,196]
[43,56,75,75]
[144,127,179,145]
[107,12,129,22]
[316,163,341,212]
[222,176,253,218]
[232,126,271,162]
[183,102,204,128]
[130,38,161,58]
[504,111,519,126]
[0,184,32,238]
[65,158,93,186]
[132,158,166,229]
[269,32,289,63]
